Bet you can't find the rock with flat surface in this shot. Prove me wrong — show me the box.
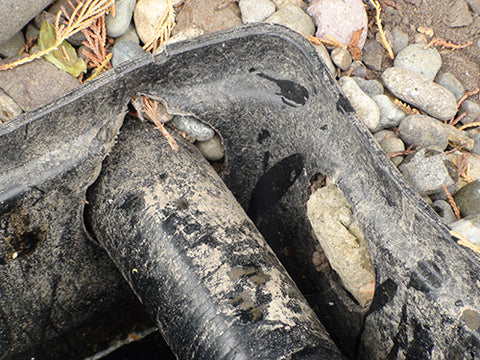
[399,148,458,196]
[338,76,380,131]
[399,115,449,150]
[173,0,242,36]
[0,0,51,46]
[0,58,79,112]
[381,67,458,121]
[264,4,315,36]
[239,0,276,23]
[307,185,375,308]
[394,44,442,81]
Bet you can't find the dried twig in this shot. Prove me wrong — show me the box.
[371,0,394,59]
[142,0,175,52]
[307,35,347,49]
[444,144,466,155]
[449,112,466,126]
[457,87,480,108]
[81,16,112,72]
[458,122,480,131]
[84,52,113,81]
[142,96,178,151]
[0,0,114,71]
[424,38,473,50]
[388,144,416,158]
[18,36,38,55]
[451,230,480,255]
[383,0,401,10]
[443,185,461,220]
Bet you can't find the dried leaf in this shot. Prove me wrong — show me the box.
[348,28,363,60]
[417,26,434,37]
[393,99,420,115]
[39,22,86,77]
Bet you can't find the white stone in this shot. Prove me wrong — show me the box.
[330,47,352,71]
[196,134,225,161]
[106,0,136,38]
[264,4,315,36]
[307,0,368,48]
[134,0,172,44]
[307,185,375,307]
[239,0,276,23]
[381,67,458,121]
[313,43,336,75]
[338,76,380,131]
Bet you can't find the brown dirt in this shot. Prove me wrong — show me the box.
[376,0,480,101]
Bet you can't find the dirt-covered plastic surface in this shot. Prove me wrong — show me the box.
[0,24,479,359]
[86,117,345,360]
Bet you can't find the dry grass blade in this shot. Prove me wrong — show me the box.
[458,122,480,131]
[457,87,480,108]
[142,96,178,152]
[451,230,480,256]
[0,0,114,71]
[142,0,175,53]
[449,112,466,126]
[306,35,347,49]
[371,0,394,59]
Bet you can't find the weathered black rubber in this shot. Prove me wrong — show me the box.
[0,23,479,359]
[0,58,157,359]
[138,25,480,359]
[86,116,346,360]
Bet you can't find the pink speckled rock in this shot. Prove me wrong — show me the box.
[307,0,368,49]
